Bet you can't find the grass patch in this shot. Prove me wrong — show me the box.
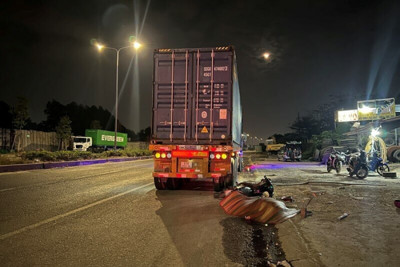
[17,149,151,164]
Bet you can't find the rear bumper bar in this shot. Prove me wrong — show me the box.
[153,172,225,179]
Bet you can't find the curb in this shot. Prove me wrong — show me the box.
[0,156,152,173]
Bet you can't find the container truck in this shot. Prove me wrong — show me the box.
[149,46,243,191]
[73,129,127,151]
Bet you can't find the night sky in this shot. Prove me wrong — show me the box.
[2,0,400,137]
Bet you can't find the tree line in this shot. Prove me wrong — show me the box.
[268,99,354,158]
[1,97,151,146]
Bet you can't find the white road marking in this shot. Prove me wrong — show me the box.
[0,182,154,241]
[0,187,16,192]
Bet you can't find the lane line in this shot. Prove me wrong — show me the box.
[0,182,154,241]
[0,162,153,193]
[0,187,16,192]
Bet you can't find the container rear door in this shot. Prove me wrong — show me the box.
[153,51,193,141]
[192,50,232,142]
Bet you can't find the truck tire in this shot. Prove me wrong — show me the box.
[154,178,166,190]
[213,178,224,192]
[224,174,233,189]
[393,150,400,163]
[166,178,182,190]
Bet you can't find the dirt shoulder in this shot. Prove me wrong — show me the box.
[239,156,400,266]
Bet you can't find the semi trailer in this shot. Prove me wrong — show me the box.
[149,46,243,191]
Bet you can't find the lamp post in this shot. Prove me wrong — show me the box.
[95,41,141,149]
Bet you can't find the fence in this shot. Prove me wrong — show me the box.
[0,128,12,151]
[126,142,149,150]
[0,129,59,151]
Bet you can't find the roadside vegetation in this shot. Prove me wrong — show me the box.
[0,149,152,165]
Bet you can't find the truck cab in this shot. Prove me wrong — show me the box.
[72,136,92,151]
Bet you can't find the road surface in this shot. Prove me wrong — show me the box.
[2,156,399,266]
[0,159,284,266]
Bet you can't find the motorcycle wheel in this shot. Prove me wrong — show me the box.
[335,161,342,174]
[327,164,332,173]
[377,164,390,176]
[356,166,368,179]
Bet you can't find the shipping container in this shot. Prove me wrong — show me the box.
[85,129,127,148]
[150,46,243,191]
[151,46,242,149]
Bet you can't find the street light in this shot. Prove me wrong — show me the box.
[263,52,271,60]
[95,40,142,149]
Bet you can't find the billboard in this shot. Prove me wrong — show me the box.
[335,109,358,122]
[357,98,396,121]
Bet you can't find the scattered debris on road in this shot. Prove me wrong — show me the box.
[300,197,314,218]
[338,213,349,220]
[220,190,299,224]
[280,196,294,202]
[276,260,292,267]
[301,208,313,217]
[382,172,397,178]
[350,194,364,200]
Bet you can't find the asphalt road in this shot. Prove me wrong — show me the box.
[0,159,285,266]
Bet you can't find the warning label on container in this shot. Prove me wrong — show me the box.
[201,126,208,133]
[219,109,227,120]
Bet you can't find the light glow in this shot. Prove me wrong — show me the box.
[263,52,270,59]
[96,44,104,51]
[359,106,374,114]
[155,152,160,159]
[221,153,227,160]
[371,128,380,137]
[133,41,142,49]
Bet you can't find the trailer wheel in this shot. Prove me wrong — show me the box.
[154,178,166,190]
[166,178,182,190]
[213,178,224,192]
[224,174,233,189]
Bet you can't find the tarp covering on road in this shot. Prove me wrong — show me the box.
[219,191,299,224]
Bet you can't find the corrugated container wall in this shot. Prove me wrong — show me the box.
[151,47,242,148]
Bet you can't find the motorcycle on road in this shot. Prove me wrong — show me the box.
[327,151,345,174]
[369,152,390,176]
[347,150,369,179]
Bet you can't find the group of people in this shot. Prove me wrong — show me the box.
[285,147,302,160]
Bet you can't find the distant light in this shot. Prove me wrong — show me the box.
[371,128,380,137]
[359,105,374,114]
[133,41,142,49]
[96,44,104,51]
[263,52,270,59]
